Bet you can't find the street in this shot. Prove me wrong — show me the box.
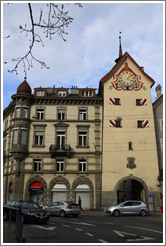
[22,212,163,244]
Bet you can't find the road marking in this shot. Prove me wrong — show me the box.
[75,228,83,231]
[62,225,70,228]
[31,225,56,231]
[86,233,93,237]
[98,239,108,243]
[125,225,163,234]
[113,230,155,242]
[103,222,115,225]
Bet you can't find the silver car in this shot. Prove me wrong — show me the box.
[43,201,81,218]
[106,200,149,217]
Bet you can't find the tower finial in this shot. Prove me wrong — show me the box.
[119,31,122,58]
[115,31,123,63]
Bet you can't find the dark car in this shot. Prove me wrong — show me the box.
[3,200,49,223]
[106,200,149,216]
[43,201,81,217]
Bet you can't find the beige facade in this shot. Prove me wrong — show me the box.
[100,53,160,211]
[3,51,160,211]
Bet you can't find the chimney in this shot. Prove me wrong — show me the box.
[71,86,79,95]
[155,84,162,99]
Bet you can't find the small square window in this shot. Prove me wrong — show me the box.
[56,160,64,172]
[58,109,65,120]
[58,91,66,97]
[37,91,44,96]
[34,159,42,172]
[129,142,133,150]
[137,120,143,128]
[37,109,44,120]
[79,109,87,120]
[136,99,141,106]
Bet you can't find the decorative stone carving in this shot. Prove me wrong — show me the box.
[127,157,136,169]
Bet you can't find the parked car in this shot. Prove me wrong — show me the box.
[43,201,81,217]
[3,200,49,223]
[106,200,149,216]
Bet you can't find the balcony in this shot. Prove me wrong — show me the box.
[49,144,73,158]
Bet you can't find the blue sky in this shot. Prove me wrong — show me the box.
[2,2,164,109]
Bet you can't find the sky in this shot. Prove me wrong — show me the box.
[2,1,164,109]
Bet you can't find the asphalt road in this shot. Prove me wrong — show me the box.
[23,212,163,244]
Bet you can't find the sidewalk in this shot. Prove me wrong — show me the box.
[3,221,18,243]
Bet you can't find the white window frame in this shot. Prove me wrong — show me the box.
[34,159,42,172]
[58,91,66,97]
[34,130,44,146]
[79,160,87,172]
[58,108,66,120]
[79,109,87,120]
[36,91,44,96]
[37,108,44,120]
[78,131,87,146]
[56,131,66,149]
[56,160,64,172]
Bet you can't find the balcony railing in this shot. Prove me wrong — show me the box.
[49,144,73,157]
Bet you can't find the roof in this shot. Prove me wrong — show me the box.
[99,51,155,88]
[17,79,32,95]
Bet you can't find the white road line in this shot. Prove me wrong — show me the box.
[75,228,83,231]
[125,225,163,234]
[98,239,108,243]
[86,233,94,237]
[62,225,70,228]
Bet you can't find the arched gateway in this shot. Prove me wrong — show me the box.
[115,176,148,204]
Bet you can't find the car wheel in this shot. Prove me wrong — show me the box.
[60,210,66,218]
[140,210,147,216]
[3,212,9,221]
[113,210,120,217]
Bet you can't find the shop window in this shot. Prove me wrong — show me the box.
[79,109,87,120]
[79,159,87,172]
[34,159,42,172]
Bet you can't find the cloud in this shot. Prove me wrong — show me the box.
[2,2,163,108]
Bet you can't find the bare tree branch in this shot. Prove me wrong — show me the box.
[5,3,82,76]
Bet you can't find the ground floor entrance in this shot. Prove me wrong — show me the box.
[117,179,146,203]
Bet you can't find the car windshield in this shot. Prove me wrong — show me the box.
[21,202,40,208]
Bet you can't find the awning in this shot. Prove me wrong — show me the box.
[30,182,43,189]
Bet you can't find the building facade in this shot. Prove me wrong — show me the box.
[3,51,161,211]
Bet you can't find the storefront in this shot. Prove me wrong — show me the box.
[29,182,44,205]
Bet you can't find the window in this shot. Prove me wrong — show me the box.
[116,120,121,127]
[160,120,163,134]
[56,160,64,172]
[57,131,66,149]
[79,109,87,120]
[37,109,44,120]
[36,91,44,96]
[34,131,44,146]
[79,160,87,172]
[129,142,133,150]
[11,160,14,172]
[81,91,93,97]
[109,119,122,127]
[136,99,141,106]
[58,109,65,120]
[22,107,28,118]
[34,159,42,172]
[4,120,8,130]
[137,120,143,128]
[58,91,66,97]
[15,107,21,117]
[110,98,120,105]
[21,129,27,145]
[79,131,87,146]
[13,129,19,144]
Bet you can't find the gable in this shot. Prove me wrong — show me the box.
[99,52,155,93]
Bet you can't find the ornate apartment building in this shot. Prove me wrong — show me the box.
[3,48,161,211]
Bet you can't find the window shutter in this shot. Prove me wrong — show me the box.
[141,98,147,105]
[109,98,115,105]
[109,120,116,127]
